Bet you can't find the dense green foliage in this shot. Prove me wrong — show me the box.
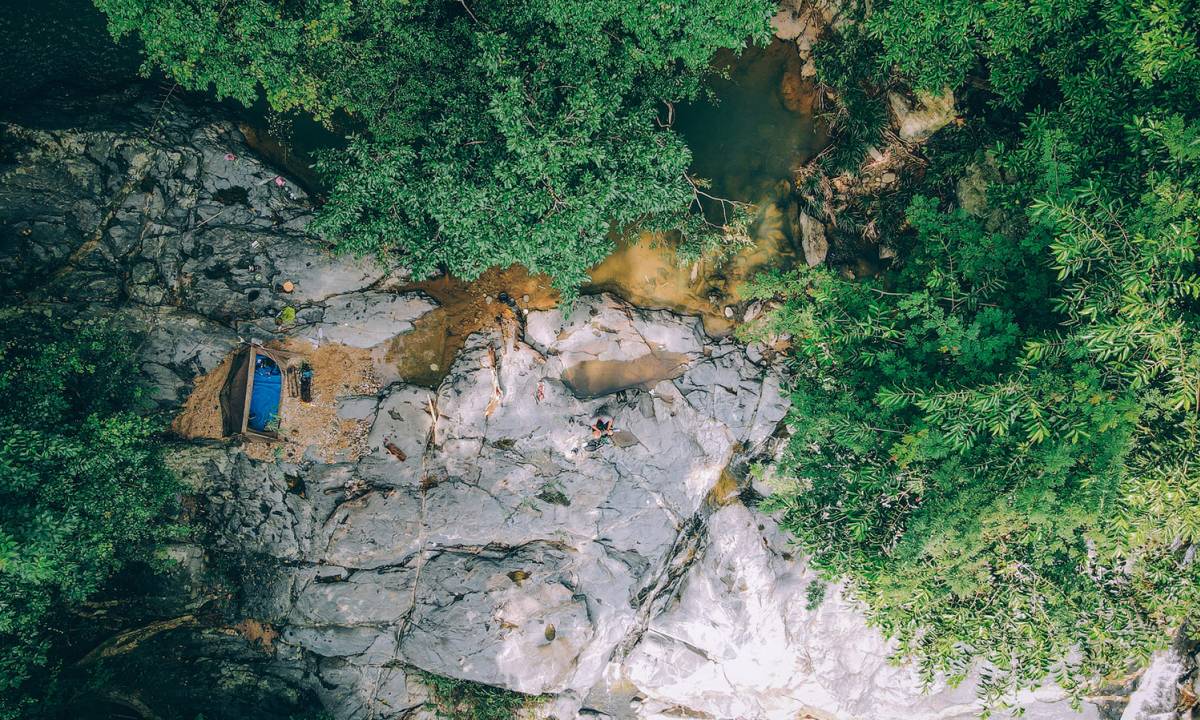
[0,310,179,718]
[96,0,774,292]
[746,0,1200,709]
[809,21,889,171]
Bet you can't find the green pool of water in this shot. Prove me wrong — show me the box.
[676,37,825,204]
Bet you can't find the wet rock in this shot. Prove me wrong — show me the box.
[611,429,640,448]
[798,210,829,266]
[889,88,957,143]
[314,566,350,583]
[527,295,701,363]
[561,352,690,398]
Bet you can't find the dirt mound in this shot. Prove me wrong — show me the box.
[171,352,237,440]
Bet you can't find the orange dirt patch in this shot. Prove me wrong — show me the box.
[380,265,560,388]
[231,618,279,653]
[171,351,237,440]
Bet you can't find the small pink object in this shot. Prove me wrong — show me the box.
[224,153,236,161]
[274,176,285,187]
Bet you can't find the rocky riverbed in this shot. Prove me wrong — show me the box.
[1,88,1191,720]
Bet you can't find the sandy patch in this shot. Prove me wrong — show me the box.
[171,351,237,440]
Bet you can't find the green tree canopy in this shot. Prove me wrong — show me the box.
[748,0,1200,709]
[0,310,179,719]
[96,0,774,292]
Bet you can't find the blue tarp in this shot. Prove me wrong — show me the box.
[247,355,282,431]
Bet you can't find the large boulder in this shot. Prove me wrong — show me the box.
[611,504,1092,720]
[798,209,829,267]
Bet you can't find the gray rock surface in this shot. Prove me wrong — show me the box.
[1,90,1182,720]
[304,290,437,347]
[798,209,829,267]
[251,295,791,711]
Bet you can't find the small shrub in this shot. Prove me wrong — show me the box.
[804,580,828,611]
[418,672,546,720]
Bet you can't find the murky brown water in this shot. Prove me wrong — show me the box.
[587,202,796,335]
[561,351,691,398]
[376,266,559,388]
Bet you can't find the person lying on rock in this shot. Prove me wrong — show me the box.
[586,417,617,451]
[591,417,615,439]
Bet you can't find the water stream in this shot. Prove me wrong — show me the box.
[376,37,826,383]
[587,38,826,334]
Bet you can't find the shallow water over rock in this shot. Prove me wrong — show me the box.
[561,350,690,398]
[378,266,559,388]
